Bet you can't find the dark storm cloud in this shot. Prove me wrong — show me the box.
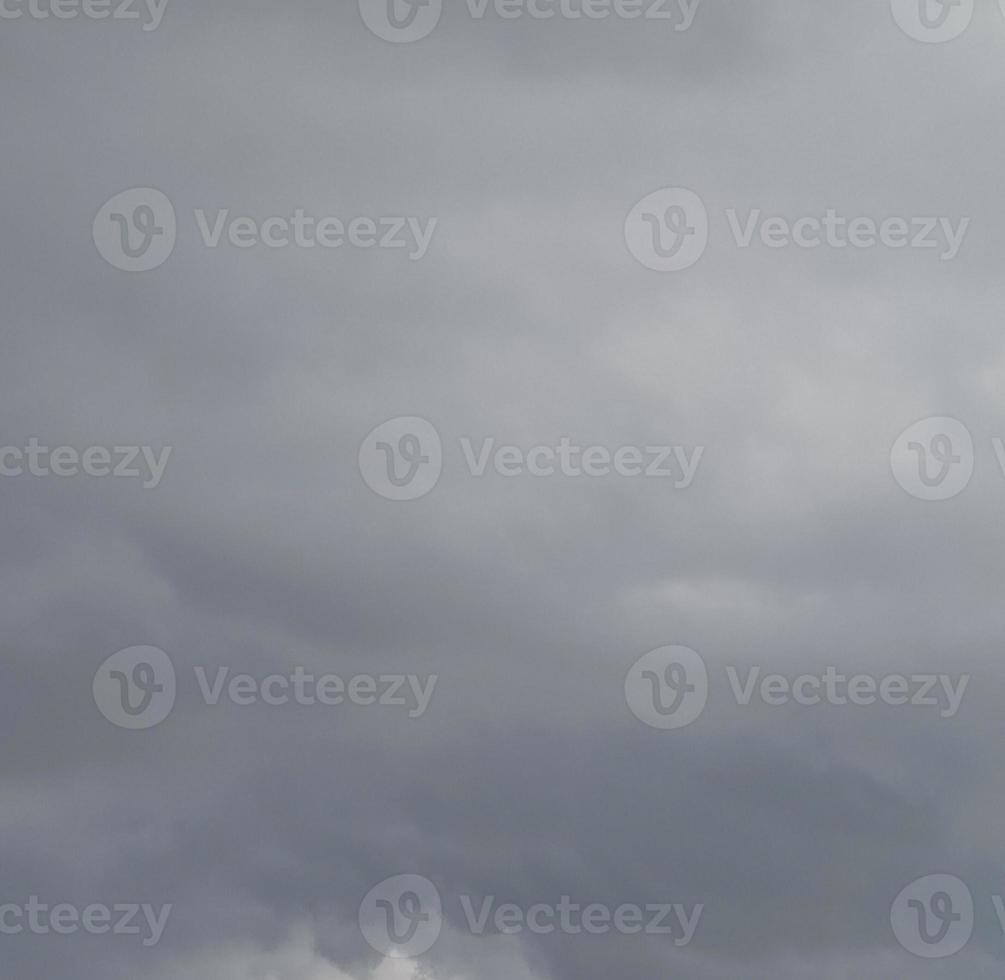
[2,1,1005,977]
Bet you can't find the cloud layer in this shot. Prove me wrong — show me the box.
[2,1,1005,977]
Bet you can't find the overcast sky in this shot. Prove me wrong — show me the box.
[3,0,1005,977]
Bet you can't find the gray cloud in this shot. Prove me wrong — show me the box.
[2,0,1004,977]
